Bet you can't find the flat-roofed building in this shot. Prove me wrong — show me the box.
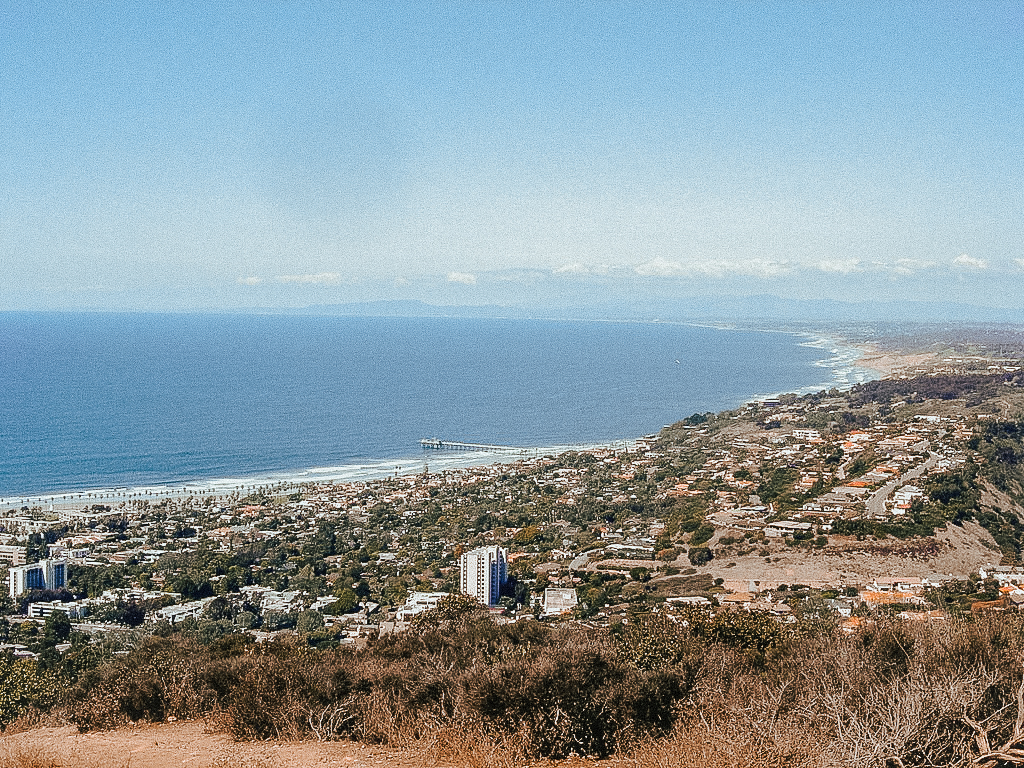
[543,587,578,615]
[27,600,87,619]
[395,591,450,621]
[9,558,67,598]
[0,545,26,568]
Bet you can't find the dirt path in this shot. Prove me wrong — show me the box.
[1,721,616,768]
[1,721,437,768]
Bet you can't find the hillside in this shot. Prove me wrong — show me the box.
[680,519,1001,593]
[10,345,1024,767]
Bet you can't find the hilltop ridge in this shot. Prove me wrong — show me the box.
[8,335,1024,766]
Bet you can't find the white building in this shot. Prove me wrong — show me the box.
[460,545,507,606]
[893,485,925,504]
[764,521,813,538]
[542,588,578,615]
[395,591,449,621]
[9,559,67,598]
[792,429,821,441]
[153,597,216,624]
[27,600,87,620]
[0,545,27,568]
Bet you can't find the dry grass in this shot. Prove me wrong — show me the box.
[34,611,1024,767]
[625,716,824,768]
[0,745,126,768]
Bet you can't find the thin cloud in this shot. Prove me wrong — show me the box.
[953,254,988,270]
[890,258,937,275]
[633,258,688,277]
[553,262,614,277]
[553,262,591,275]
[633,258,791,279]
[815,259,862,274]
[276,272,343,284]
[447,271,477,285]
[237,276,263,286]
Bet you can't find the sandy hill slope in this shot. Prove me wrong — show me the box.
[661,519,1002,593]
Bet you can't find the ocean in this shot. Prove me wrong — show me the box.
[0,313,875,502]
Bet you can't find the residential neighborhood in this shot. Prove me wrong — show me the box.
[4,369,1024,659]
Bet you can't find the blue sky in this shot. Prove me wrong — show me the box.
[2,2,1023,313]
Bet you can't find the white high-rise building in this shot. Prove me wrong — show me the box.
[459,545,507,606]
[9,558,67,599]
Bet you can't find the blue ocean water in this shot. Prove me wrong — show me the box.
[0,313,871,498]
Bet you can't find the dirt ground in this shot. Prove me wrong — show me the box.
[0,721,443,768]
[684,519,1001,593]
[0,721,617,768]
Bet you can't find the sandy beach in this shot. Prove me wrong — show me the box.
[852,345,941,377]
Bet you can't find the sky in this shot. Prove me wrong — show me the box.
[2,1,1023,315]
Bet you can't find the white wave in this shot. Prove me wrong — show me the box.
[745,333,880,403]
[0,441,633,508]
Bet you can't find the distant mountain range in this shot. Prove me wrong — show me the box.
[285,296,1024,325]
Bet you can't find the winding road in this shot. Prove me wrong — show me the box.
[865,442,939,518]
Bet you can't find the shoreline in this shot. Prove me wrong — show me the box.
[849,343,942,378]
[0,440,635,511]
[0,328,893,509]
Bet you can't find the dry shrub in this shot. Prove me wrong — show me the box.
[199,618,684,757]
[2,708,66,736]
[460,627,683,757]
[624,614,1024,768]
[0,746,62,768]
[429,723,521,768]
[205,640,357,741]
[627,711,825,768]
[64,635,213,730]
[51,607,1024,766]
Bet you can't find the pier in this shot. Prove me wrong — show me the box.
[419,438,523,453]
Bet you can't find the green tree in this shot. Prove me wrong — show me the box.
[42,611,72,645]
[325,587,358,614]
[25,533,47,564]
[620,611,692,670]
[687,547,713,566]
[0,656,60,727]
[296,609,325,634]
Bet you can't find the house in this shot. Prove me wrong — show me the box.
[719,592,754,606]
[892,485,925,504]
[868,577,924,594]
[153,597,216,624]
[543,588,578,615]
[394,591,449,621]
[260,590,305,613]
[791,429,822,441]
[765,521,813,538]
[979,566,1024,586]
[666,595,711,606]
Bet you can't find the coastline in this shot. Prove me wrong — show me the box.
[0,326,894,509]
[0,439,635,511]
[740,331,881,404]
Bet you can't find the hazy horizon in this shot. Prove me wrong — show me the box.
[3,3,1023,314]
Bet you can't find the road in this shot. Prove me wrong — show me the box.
[865,445,939,518]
